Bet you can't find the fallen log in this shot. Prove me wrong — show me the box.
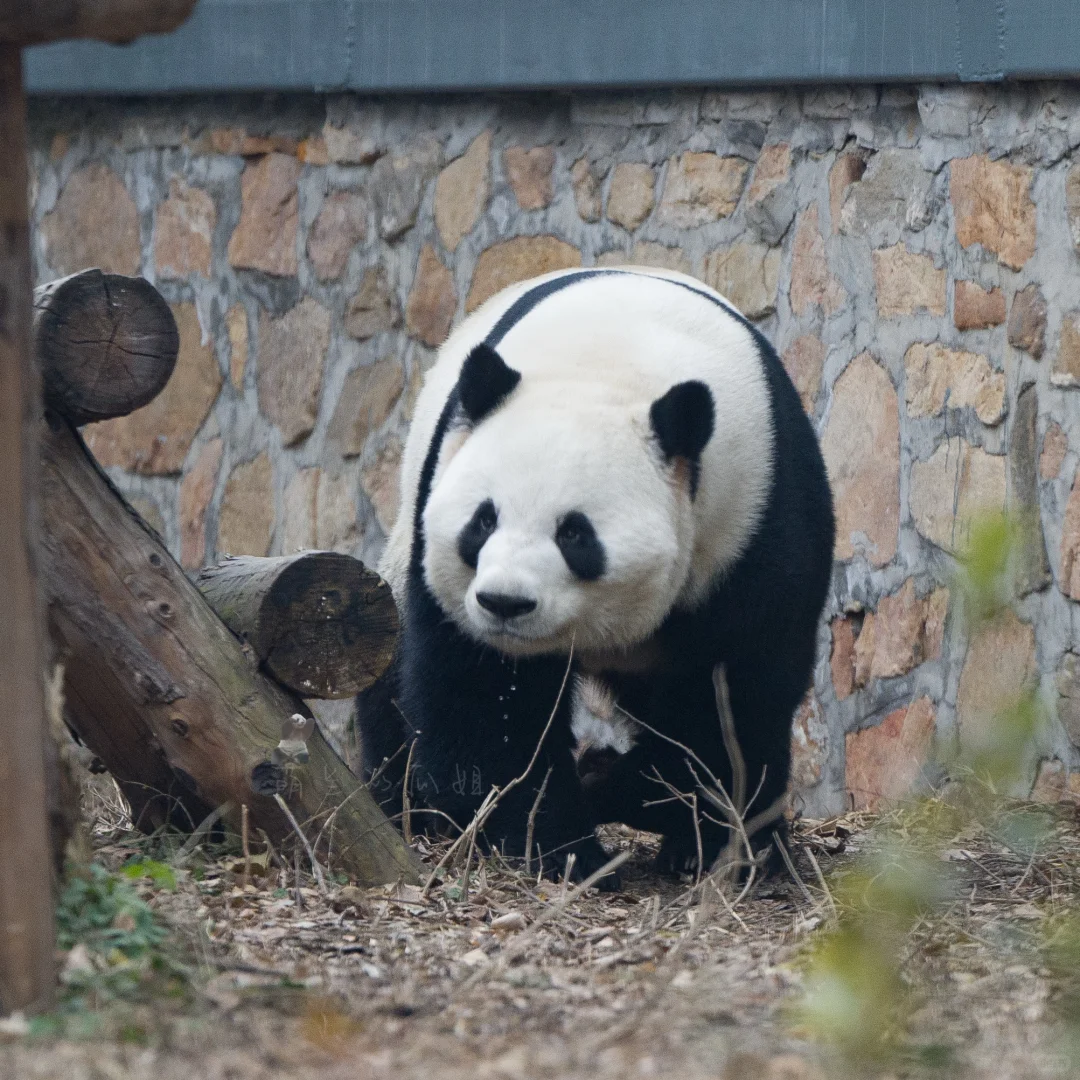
[196,554,398,699]
[33,269,178,426]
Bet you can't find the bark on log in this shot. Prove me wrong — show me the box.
[40,413,420,885]
[33,271,178,426]
[0,43,55,1017]
[1,0,198,45]
[197,554,398,700]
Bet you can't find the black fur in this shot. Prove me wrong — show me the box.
[356,270,834,886]
[555,511,606,581]
[458,343,520,423]
[457,498,497,569]
[649,380,715,499]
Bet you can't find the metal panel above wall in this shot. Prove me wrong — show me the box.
[23,0,1080,95]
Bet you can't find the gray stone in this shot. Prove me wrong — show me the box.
[370,138,440,241]
[839,148,933,246]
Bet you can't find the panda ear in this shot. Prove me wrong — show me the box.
[457,343,521,424]
[649,381,715,495]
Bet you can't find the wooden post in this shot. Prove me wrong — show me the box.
[0,43,54,1017]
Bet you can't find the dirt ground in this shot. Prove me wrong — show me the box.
[3,793,1080,1080]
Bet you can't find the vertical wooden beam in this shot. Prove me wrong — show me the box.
[0,43,54,1016]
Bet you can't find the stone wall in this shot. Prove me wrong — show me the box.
[26,84,1080,816]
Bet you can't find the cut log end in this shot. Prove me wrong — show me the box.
[197,552,399,700]
[34,270,178,426]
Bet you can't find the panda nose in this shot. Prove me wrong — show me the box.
[476,592,537,620]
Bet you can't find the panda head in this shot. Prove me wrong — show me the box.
[420,343,715,656]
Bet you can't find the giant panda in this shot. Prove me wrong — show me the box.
[358,266,835,887]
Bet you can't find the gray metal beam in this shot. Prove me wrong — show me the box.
[23,0,1080,96]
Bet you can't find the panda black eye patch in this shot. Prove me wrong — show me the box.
[556,511,606,580]
[457,499,498,569]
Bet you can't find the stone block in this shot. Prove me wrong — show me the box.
[503,146,555,211]
[179,437,223,569]
[1040,422,1068,480]
[218,452,274,557]
[154,178,214,279]
[1052,312,1080,387]
[828,151,867,233]
[257,298,329,447]
[846,697,936,811]
[1059,475,1080,598]
[830,616,857,701]
[372,137,440,242]
[1066,163,1080,252]
[790,204,846,317]
[873,244,946,318]
[227,152,300,277]
[950,155,1036,270]
[852,580,949,687]
[747,144,792,205]
[466,236,581,313]
[83,303,221,475]
[1055,651,1080,748]
[903,342,1006,425]
[1009,384,1052,596]
[344,266,401,340]
[323,119,382,165]
[605,162,655,231]
[595,241,693,275]
[954,280,1006,330]
[406,244,457,347]
[226,304,247,391]
[282,468,360,555]
[327,357,405,458]
[434,131,490,251]
[570,158,604,222]
[1007,284,1047,358]
[790,693,827,792]
[306,190,368,281]
[821,352,899,566]
[702,242,780,320]
[361,436,403,534]
[910,440,1007,554]
[781,335,825,414]
[656,153,749,228]
[917,86,981,137]
[839,148,933,242]
[42,163,140,277]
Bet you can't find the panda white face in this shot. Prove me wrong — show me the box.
[421,397,696,657]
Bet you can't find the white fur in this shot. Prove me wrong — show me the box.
[379,267,774,656]
[570,676,638,757]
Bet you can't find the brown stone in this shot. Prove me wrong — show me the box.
[405,245,457,348]
[605,162,655,231]
[361,436,403,534]
[49,133,70,163]
[873,244,946,318]
[956,610,1037,753]
[434,131,491,251]
[281,468,360,555]
[42,163,140,276]
[828,151,867,233]
[218,452,274,557]
[570,158,604,222]
[845,697,936,811]
[1059,476,1080,598]
[306,190,368,281]
[257,299,330,447]
[910,441,1007,554]
[466,236,581,313]
[504,146,556,211]
[790,205,846,317]
[1053,312,1080,388]
[595,242,693,275]
[154,179,214,279]
[128,495,165,538]
[1008,284,1047,359]
[657,153,750,228]
[83,303,221,475]
[790,693,827,792]
[903,343,1006,425]
[344,266,401,340]
[781,335,825,414]
[1040,422,1068,480]
[371,137,440,242]
[297,135,329,166]
[227,152,301,277]
[830,617,857,701]
[821,352,900,567]
[327,358,405,458]
[1009,383,1052,597]
[323,119,381,165]
[204,129,299,157]
[950,155,1037,270]
[853,580,949,687]
[954,280,1006,330]
[179,437,223,569]
[1055,651,1080,748]
[1031,759,1068,804]
[747,144,792,206]
[226,305,247,391]
[702,243,780,320]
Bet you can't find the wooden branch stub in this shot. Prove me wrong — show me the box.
[1,0,198,46]
[40,413,420,885]
[34,270,178,426]
[197,553,399,700]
